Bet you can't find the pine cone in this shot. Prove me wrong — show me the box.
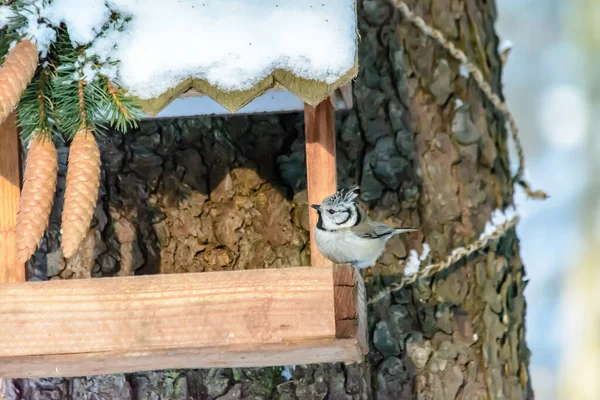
[0,40,38,127]
[15,135,58,263]
[61,129,101,258]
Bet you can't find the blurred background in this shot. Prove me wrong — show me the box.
[496,0,600,399]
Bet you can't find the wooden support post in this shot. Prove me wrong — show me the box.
[0,265,365,378]
[333,265,368,354]
[0,114,24,284]
[305,99,336,267]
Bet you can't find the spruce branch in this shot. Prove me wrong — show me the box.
[102,76,140,133]
[77,78,87,128]
[0,29,9,60]
[106,78,129,119]
[17,66,53,143]
[2,2,27,53]
[52,32,108,137]
[6,9,141,140]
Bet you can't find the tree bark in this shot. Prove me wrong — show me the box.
[2,0,533,399]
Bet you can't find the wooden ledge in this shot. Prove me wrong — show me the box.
[0,265,366,378]
[143,83,353,119]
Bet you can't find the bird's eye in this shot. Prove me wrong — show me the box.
[328,209,335,214]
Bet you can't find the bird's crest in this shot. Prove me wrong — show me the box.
[322,185,360,207]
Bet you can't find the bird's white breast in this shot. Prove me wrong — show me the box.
[314,228,388,268]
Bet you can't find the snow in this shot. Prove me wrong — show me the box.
[420,243,431,262]
[44,0,110,46]
[479,206,518,240]
[498,39,513,53]
[403,250,421,276]
[99,63,118,82]
[81,63,98,83]
[403,243,430,276]
[451,246,465,257]
[85,17,126,63]
[86,0,357,98]
[15,1,56,57]
[9,0,357,99]
[404,206,519,279]
[71,55,99,83]
[0,6,14,29]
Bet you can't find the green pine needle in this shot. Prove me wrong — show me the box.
[53,67,108,138]
[101,77,141,133]
[7,11,141,141]
[0,29,9,61]
[0,2,28,61]
[17,67,53,143]
[52,30,103,137]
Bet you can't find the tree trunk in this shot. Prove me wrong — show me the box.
[2,0,533,399]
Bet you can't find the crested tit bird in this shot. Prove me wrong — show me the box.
[311,186,416,269]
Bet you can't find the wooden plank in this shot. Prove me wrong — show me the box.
[305,100,337,268]
[0,266,364,377]
[1,339,364,378]
[0,114,24,284]
[0,268,335,357]
[333,265,368,354]
[333,263,355,286]
[146,87,355,119]
[334,286,357,321]
[149,90,306,119]
[335,320,358,340]
[334,265,357,323]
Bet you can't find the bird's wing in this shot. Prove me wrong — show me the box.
[350,220,396,239]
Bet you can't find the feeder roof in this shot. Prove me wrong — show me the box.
[80,0,358,115]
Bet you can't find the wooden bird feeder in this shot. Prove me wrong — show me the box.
[0,0,365,378]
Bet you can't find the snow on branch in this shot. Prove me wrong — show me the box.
[0,6,14,30]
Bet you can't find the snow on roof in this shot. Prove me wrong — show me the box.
[16,0,357,113]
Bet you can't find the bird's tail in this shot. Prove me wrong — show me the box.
[394,228,417,235]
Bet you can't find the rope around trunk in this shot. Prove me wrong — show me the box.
[367,215,520,305]
[390,0,547,200]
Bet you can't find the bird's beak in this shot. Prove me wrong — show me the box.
[310,204,321,211]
